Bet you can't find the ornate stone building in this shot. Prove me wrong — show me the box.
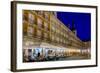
[22,10,91,62]
[23,10,89,48]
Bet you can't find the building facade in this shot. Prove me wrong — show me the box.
[22,10,91,62]
[23,10,88,48]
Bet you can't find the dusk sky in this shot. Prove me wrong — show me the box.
[57,12,91,42]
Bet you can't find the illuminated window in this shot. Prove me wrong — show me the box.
[65,33,68,38]
[44,22,48,30]
[51,26,55,32]
[51,35,55,41]
[44,32,48,39]
[28,13,35,25]
[56,29,59,34]
[38,11,44,15]
[37,29,42,38]
[27,26,33,36]
[51,23,56,32]
[60,38,62,43]
[57,37,59,42]
[37,17,43,28]
[23,21,28,35]
[61,32,63,36]
[44,12,49,20]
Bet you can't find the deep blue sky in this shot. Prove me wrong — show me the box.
[57,12,91,42]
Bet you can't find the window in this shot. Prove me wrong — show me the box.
[44,22,48,30]
[51,35,55,41]
[28,13,35,25]
[38,11,44,16]
[37,18,43,28]
[23,21,28,35]
[27,26,33,36]
[56,37,59,42]
[44,32,48,39]
[44,12,49,20]
[37,29,42,38]
[65,33,68,39]
[51,23,56,32]
[51,26,55,32]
